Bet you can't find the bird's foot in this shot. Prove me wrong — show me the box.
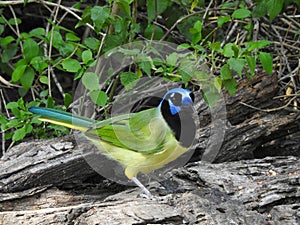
[138,193,173,201]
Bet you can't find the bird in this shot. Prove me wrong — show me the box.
[29,88,196,198]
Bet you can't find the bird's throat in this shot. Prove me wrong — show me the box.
[160,100,196,148]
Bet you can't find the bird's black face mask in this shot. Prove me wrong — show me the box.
[160,89,196,148]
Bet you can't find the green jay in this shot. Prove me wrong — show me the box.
[29,88,195,197]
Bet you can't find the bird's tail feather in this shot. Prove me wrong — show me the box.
[29,107,95,132]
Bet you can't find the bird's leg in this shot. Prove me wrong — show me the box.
[131,177,172,201]
[131,176,153,198]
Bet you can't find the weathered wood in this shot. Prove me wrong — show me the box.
[194,73,300,162]
[0,74,299,224]
[0,156,299,224]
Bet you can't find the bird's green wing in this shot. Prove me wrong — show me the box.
[85,108,169,154]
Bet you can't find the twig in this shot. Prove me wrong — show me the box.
[0,89,10,157]
[0,0,104,36]
[0,76,21,88]
[252,19,259,42]
[8,5,23,54]
[160,10,205,41]
[240,96,297,113]
[273,93,300,99]
[0,15,18,37]
[283,12,300,28]
[47,0,64,97]
[202,0,213,25]
[261,23,300,36]
[221,21,239,47]
[0,0,36,5]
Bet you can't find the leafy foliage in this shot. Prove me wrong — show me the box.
[0,0,292,148]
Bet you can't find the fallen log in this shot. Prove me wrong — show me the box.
[0,155,299,225]
[0,74,299,224]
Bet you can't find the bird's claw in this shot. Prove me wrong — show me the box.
[138,193,173,201]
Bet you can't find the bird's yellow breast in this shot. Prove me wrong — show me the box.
[87,133,188,179]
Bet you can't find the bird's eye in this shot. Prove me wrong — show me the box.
[169,93,182,106]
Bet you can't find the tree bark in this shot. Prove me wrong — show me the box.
[0,151,299,224]
[194,73,300,162]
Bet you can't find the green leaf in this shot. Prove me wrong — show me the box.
[39,75,49,85]
[23,38,39,61]
[245,40,272,51]
[138,61,152,77]
[119,48,140,56]
[253,1,268,18]
[232,8,251,19]
[17,98,25,109]
[59,43,75,57]
[116,0,133,18]
[2,43,18,63]
[73,2,81,9]
[180,70,191,85]
[66,33,80,41]
[220,64,232,80]
[223,43,235,57]
[12,126,26,142]
[5,118,19,128]
[20,67,35,90]
[259,52,273,75]
[267,0,283,22]
[91,6,110,32]
[82,49,93,65]
[144,24,164,40]
[24,123,33,133]
[190,0,199,12]
[12,64,27,82]
[201,82,220,107]
[227,58,245,78]
[90,90,108,107]
[20,32,30,39]
[193,70,209,81]
[6,102,18,109]
[120,72,140,90]
[246,56,256,76]
[166,52,179,67]
[223,79,237,96]
[177,43,191,50]
[102,34,124,52]
[29,28,46,38]
[46,96,55,108]
[0,24,4,35]
[190,20,202,44]
[82,72,99,91]
[84,37,99,50]
[76,6,92,29]
[214,77,222,92]
[217,15,231,28]
[0,36,15,46]
[40,90,49,98]
[147,0,170,22]
[210,42,221,52]
[49,31,64,49]
[30,56,48,73]
[64,93,73,108]
[62,59,81,72]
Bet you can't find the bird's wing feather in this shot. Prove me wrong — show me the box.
[85,108,168,154]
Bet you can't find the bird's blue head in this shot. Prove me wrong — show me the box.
[159,88,194,115]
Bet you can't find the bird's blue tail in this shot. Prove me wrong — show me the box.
[29,107,95,132]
